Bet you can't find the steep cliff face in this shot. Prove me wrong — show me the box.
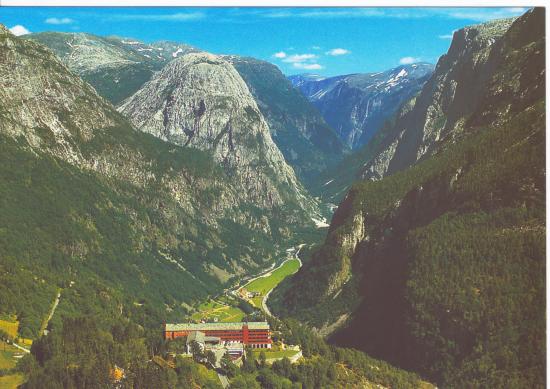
[360,16,533,180]
[26,32,198,104]
[0,25,314,337]
[28,31,347,193]
[226,56,346,187]
[119,52,317,214]
[1,29,117,163]
[311,97,418,204]
[289,63,434,149]
[272,9,545,388]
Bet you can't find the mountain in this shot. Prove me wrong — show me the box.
[271,8,545,388]
[2,25,430,389]
[26,32,198,104]
[359,16,540,181]
[287,73,328,88]
[0,25,316,339]
[310,97,418,204]
[289,63,434,149]
[225,56,346,187]
[118,52,319,217]
[27,33,347,189]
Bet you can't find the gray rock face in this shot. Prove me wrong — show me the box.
[0,25,315,275]
[225,56,346,187]
[26,32,198,104]
[0,30,117,165]
[119,52,315,211]
[289,63,434,149]
[1,27,232,217]
[361,17,517,180]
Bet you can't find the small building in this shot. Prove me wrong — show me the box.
[225,342,245,359]
[186,330,220,353]
[165,321,272,349]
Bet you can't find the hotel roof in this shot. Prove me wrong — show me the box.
[166,321,269,331]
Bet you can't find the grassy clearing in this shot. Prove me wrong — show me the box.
[19,338,33,347]
[0,318,18,339]
[251,349,299,359]
[245,259,301,295]
[190,299,245,323]
[243,259,301,307]
[251,296,263,308]
[0,317,33,346]
[0,341,23,369]
[0,373,25,389]
[189,258,301,321]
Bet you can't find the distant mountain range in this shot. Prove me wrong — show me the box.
[289,63,434,149]
[226,56,347,186]
[28,32,349,188]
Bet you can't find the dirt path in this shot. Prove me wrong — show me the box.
[41,290,61,336]
[11,341,30,353]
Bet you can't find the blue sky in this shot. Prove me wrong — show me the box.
[0,7,528,76]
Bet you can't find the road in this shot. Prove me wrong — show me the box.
[217,372,229,388]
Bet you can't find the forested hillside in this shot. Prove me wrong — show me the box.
[271,8,545,388]
[0,6,545,389]
[15,314,431,389]
[0,24,316,338]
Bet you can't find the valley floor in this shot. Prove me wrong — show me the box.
[188,245,304,324]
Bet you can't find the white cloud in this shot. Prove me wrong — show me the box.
[257,7,528,22]
[445,7,528,21]
[9,25,30,36]
[326,48,351,56]
[109,12,204,22]
[282,54,317,63]
[45,17,74,25]
[293,63,323,70]
[264,9,384,19]
[272,51,322,70]
[439,29,458,40]
[399,56,421,65]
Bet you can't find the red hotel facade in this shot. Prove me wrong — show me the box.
[164,321,272,348]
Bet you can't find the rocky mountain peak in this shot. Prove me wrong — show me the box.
[360,16,518,180]
[25,32,199,104]
[0,25,117,164]
[119,51,315,212]
[225,55,346,186]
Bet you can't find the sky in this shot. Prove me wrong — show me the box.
[0,7,529,76]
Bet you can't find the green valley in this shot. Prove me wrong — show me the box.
[241,257,302,309]
[0,6,545,389]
